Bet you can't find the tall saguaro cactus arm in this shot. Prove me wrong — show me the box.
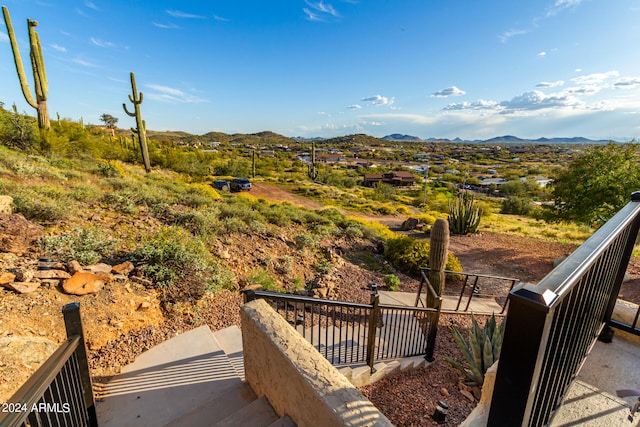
[3,6,50,130]
[122,72,151,172]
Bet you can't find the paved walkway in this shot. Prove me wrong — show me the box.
[551,331,640,426]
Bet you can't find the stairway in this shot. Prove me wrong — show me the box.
[95,325,295,427]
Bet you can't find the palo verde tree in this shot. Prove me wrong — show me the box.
[100,114,119,131]
[548,142,640,225]
[2,6,50,130]
[123,72,151,172]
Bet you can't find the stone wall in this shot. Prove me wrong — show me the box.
[241,299,393,427]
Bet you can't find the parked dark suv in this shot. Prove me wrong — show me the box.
[230,178,252,192]
[211,179,230,191]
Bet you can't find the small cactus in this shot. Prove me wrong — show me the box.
[307,140,319,181]
[123,72,151,172]
[443,313,505,387]
[427,218,449,308]
[449,192,482,234]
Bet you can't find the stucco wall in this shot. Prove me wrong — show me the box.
[241,299,393,427]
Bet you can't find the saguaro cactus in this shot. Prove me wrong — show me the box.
[427,218,449,308]
[2,6,50,130]
[307,140,319,180]
[123,72,151,173]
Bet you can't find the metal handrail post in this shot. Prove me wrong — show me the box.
[366,291,380,373]
[63,303,97,427]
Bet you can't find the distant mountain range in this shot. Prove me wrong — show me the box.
[382,134,613,144]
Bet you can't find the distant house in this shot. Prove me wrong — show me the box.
[478,177,507,187]
[363,171,415,187]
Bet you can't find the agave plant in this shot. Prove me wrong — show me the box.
[443,313,505,386]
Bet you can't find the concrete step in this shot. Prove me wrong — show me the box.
[213,395,279,427]
[268,414,296,427]
[164,382,257,427]
[96,325,244,427]
[213,325,245,380]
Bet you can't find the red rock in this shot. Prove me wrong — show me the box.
[63,272,105,295]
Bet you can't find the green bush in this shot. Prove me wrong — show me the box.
[12,189,69,221]
[294,234,317,249]
[501,196,534,215]
[247,269,278,291]
[384,235,462,277]
[384,274,400,291]
[42,227,118,265]
[132,226,235,299]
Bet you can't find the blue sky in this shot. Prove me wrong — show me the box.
[1,0,640,140]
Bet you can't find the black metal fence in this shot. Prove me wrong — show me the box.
[416,267,518,313]
[244,289,440,371]
[488,193,640,427]
[0,303,97,427]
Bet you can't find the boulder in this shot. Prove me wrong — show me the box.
[111,261,134,276]
[0,213,44,255]
[0,272,16,285]
[34,269,71,280]
[67,260,83,275]
[62,272,105,295]
[4,282,40,294]
[0,196,13,214]
[400,217,420,231]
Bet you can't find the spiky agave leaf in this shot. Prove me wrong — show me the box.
[483,335,494,374]
[442,355,482,386]
[468,328,483,373]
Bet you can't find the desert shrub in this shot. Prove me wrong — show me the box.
[384,235,462,277]
[41,227,118,265]
[96,160,123,178]
[12,189,69,221]
[294,234,317,249]
[247,269,278,291]
[174,207,221,239]
[344,224,364,238]
[384,274,400,291]
[102,192,138,214]
[501,196,534,216]
[132,226,234,299]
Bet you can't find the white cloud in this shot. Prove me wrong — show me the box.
[213,15,229,22]
[347,104,362,109]
[500,90,581,111]
[547,0,583,17]
[362,95,393,106]
[499,28,529,43]
[166,10,206,19]
[85,1,99,10]
[538,51,547,56]
[304,1,340,22]
[432,86,466,98]
[72,57,99,68]
[153,22,181,29]
[90,37,116,48]
[614,77,640,89]
[562,85,601,96]
[0,32,9,42]
[571,71,619,85]
[49,43,67,52]
[145,84,207,103]
[537,81,564,88]
[444,100,500,111]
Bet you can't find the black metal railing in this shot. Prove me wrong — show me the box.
[416,268,518,313]
[244,289,440,371]
[0,303,97,427]
[488,193,640,427]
